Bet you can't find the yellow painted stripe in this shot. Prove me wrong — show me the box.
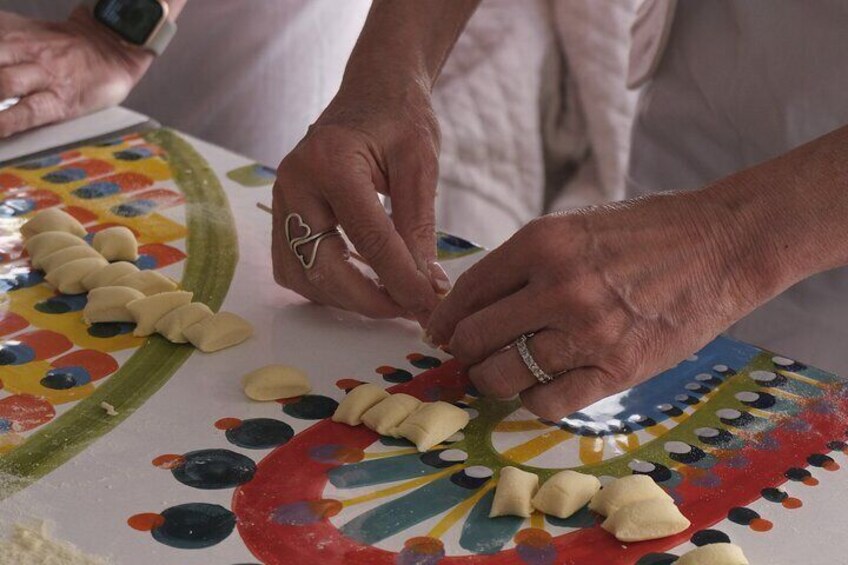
[427,480,495,539]
[612,433,641,454]
[644,424,669,437]
[363,448,419,460]
[495,420,551,432]
[502,429,573,463]
[341,465,463,507]
[530,511,545,530]
[748,407,773,419]
[779,370,823,387]
[579,436,605,465]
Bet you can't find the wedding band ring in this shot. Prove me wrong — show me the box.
[515,334,555,385]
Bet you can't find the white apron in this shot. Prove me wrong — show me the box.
[627,0,848,375]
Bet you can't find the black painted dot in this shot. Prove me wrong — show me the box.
[0,347,18,365]
[380,436,414,447]
[152,503,236,549]
[678,395,700,405]
[171,449,256,489]
[720,411,754,428]
[225,418,293,449]
[449,469,490,490]
[40,371,77,390]
[420,450,456,469]
[409,355,441,369]
[727,507,759,526]
[35,297,72,314]
[381,368,413,384]
[634,554,677,565]
[88,322,134,338]
[740,392,777,409]
[659,405,684,417]
[761,487,788,503]
[807,453,835,468]
[632,462,672,483]
[828,440,847,451]
[697,428,734,446]
[691,529,731,546]
[785,467,812,482]
[282,394,338,420]
[668,445,707,465]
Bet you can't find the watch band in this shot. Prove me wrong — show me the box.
[82,0,177,56]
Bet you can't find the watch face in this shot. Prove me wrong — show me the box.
[94,0,164,46]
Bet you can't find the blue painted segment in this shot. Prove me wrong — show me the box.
[459,489,522,554]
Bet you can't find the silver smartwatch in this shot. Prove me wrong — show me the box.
[84,0,177,56]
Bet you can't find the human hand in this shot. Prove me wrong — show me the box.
[426,190,781,420]
[0,9,153,138]
[271,82,450,321]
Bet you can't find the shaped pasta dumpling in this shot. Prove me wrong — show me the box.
[601,498,690,542]
[45,257,108,294]
[394,401,470,452]
[126,291,193,336]
[589,474,673,516]
[182,311,254,352]
[154,302,214,343]
[361,393,421,437]
[114,270,178,296]
[92,226,138,261]
[490,466,539,518]
[81,261,140,291]
[83,286,146,325]
[532,470,601,519]
[676,543,749,565]
[332,383,390,426]
[39,245,102,274]
[21,207,86,239]
[26,231,87,269]
[242,365,311,401]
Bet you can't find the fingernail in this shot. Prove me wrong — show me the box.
[428,262,451,296]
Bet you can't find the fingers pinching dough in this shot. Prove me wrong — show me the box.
[92,226,138,261]
[394,401,470,452]
[82,261,140,290]
[589,474,673,516]
[115,270,178,296]
[26,232,87,269]
[242,365,311,401]
[676,543,749,565]
[154,302,214,343]
[83,286,146,325]
[601,497,690,542]
[332,383,390,426]
[361,393,421,437]
[39,245,102,274]
[45,257,109,294]
[490,466,539,518]
[126,291,193,336]
[532,470,601,519]
[21,208,86,239]
[182,312,254,352]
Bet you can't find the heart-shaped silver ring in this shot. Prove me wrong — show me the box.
[284,213,341,270]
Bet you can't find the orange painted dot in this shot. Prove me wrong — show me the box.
[802,476,820,486]
[406,353,424,362]
[404,536,444,555]
[375,366,395,375]
[214,417,242,430]
[127,513,165,531]
[749,518,773,532]
[152,454,184,469]
[514,528,552,548]
[331,445,365,464]
[823,461,840,471]
[310,499,342,519]
[782,497,803,509]
[336,378,365,391]
[276,396,302,405]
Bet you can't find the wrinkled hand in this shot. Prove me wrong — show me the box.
[272,83,449,321]
[427,191,770,420]
[0,9,153,138]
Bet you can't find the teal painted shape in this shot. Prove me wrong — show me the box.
[544,505,598,529]
[328,452,445,489]
[459,490,523,554]
[340,472,479,545]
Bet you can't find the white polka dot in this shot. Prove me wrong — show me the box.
[444,432,465,443]
[687,355,699,362]
[628,414,647,423]
[772,356,794,367]
[716,408,742,420]
[657,403,674,412]
[439,449,468,463]
[674,394,690,403]
[685,383,702,391]
[713,364,729,373]
[466,465,493,479]
[695,427,720,438]
[664,441,691,455]
[695,373,713,382]
[628,460,655,473]
[750,370,777,383]
[464,408,479,419]
[735,391,759,403]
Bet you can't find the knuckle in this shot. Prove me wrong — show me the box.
[449,319,484,364]
[353,225,392,261]
[0,73,21,96]
[472,361,516,399]
[303,262,331,287]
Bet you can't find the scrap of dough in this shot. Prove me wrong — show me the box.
[676,543,749,565]
[182,311,253,352]
[83,286,146,325]
[332,383,391,426]
[92,226,138,261]
[490,466,540,518]
[39,245,102,274]
[394,401,470,452]
[589,474,673,516]
[100,402,118,417]
[532,470,601,519]
[126,291,193,336]
[25,231,86,269]
[44,257,109,295]
[20,207,86,239]
[361,393,421,437]
[114,270,178,296]
[81,261,139,290]
[0,522,109,565]
[242,364,311,401]
[154,302,214,343]
[601,498,690,542]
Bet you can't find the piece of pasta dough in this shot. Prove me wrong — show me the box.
[332,383,390,426]
[40,245,102,274]
[92,226,138,261]
[532,470,601,519]
[601,498,690,542]
[81,261,140,290]
[242,365,311,401]
[676,543,749,565]
[21,207,86,239]
[126,291,193,336]
[26,231,87,269]
[83,286,146,324]
[589,474,673,517]
[182,311,254,352]
[361,393,421,437]
[154,302,214,343]
[115,270,178,296]
[490,466,539,518]
[45,257,109,294]
[394,401,471,452]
